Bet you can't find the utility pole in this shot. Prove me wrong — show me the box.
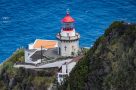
[41,46,42,63]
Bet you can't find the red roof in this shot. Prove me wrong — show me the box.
[62,12,75,23]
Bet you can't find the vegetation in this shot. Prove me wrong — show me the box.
[0,49,57,90]
[60,21,136,90]
[0,21,136,90]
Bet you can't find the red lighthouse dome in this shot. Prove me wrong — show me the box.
[62,11,75,23]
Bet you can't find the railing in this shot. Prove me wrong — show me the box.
[56,33,80,40]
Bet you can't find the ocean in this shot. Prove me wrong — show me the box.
[0,0,136,63]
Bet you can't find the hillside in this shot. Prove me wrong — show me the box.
[60,21,136,90]
[0,50,57,90]
[0,21,135,90]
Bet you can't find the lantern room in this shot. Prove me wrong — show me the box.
[61,10,75,31]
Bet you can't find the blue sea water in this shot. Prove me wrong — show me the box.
[0,0,136,63]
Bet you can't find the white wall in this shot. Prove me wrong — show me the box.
[61,62,76,74]
[25,50,29,63]
[67,62,76,74]
[28,43,34,49]
[57,62,77,84]
[58,40,79,56]
[25,49,42,64]
[62,64,67,73]
[58,28,80,56]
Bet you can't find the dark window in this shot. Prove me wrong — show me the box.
[64,46,67,51]
[59,47,61,55]
[67,33,69,36]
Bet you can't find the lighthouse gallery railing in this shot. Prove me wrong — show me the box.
[56,33,80,40]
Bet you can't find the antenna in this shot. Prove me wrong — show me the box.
[66,8,70,15]
[41,46,42,63]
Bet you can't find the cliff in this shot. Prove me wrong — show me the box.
[60,21,136,90]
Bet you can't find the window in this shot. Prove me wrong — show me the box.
[64,46,67,51]
[67,33,69,36]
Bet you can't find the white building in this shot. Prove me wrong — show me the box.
[57,56,83,84]
[57,62,76,84]
[56,10,80,56]
[25,39,58,64]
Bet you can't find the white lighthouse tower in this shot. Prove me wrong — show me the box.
[56,10,80,56]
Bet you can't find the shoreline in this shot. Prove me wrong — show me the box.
[0,48,23,66]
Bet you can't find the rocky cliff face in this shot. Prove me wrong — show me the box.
[60,21,136,90]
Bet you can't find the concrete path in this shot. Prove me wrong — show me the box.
[14,59,72,69]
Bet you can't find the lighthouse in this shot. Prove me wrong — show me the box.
[56,10,80,56]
